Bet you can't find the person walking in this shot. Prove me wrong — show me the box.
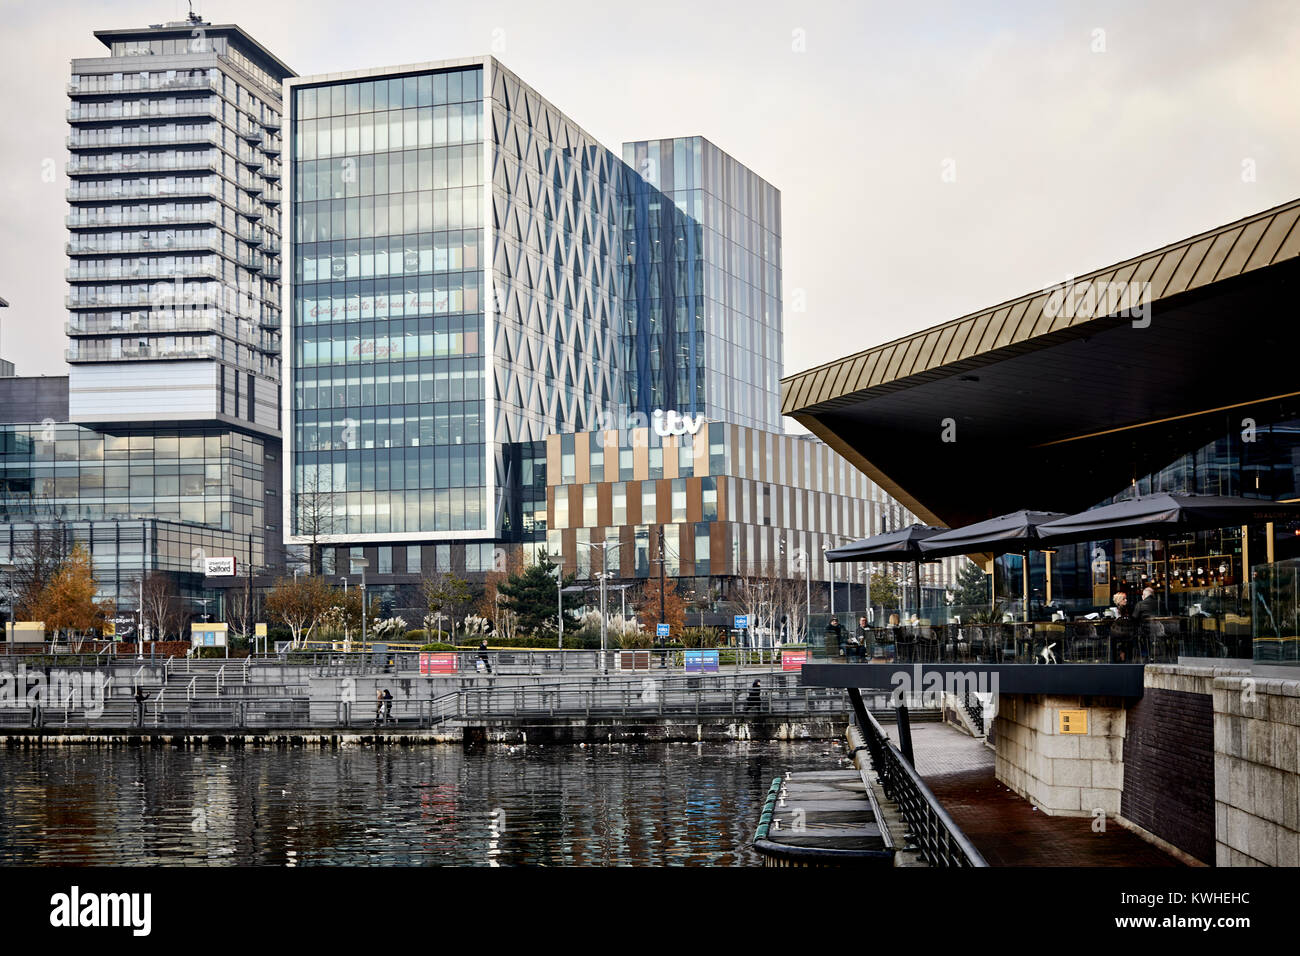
[745,679,762,712]
[374,689,384,726]
[478,638,493,675]
[381,688,394,725]
[132,684,150,727]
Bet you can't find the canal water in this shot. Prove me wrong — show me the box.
[0,741,840,865]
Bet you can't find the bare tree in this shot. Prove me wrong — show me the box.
[294,470,337,576]
[11,523,71,621]
[139,572,185,642]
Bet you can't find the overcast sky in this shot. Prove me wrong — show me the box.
[2,0,1298,401]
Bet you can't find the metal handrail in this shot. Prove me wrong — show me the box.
[848,688,987,867]
[962,690,986,736]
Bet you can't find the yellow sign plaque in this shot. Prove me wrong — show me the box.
[1059,709,1088,734]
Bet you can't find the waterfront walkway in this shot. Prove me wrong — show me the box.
[880,723,1181,866]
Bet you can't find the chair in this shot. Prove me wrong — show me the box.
[895,627,917,663]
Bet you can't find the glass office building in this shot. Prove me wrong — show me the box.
[623,138,782,432]
[285,58,783,558]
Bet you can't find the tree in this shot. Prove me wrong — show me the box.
[950,559,990,609]
[32,542,114,649]
[12,523,71,620]
[139,571,185,642]
[264,575,333,648]
[496,550,579,637]
[294,471,337,576]
[422,570,473,642]
[869,569,901,611]
[636,576,686,635]
[478,545,524,635]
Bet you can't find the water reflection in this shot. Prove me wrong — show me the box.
[0,741,837,866]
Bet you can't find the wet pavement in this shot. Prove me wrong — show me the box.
[882,723,1182,867]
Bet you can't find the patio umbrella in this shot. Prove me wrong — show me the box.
[826,524,945,620]
[918,510,1069,622]
[1036,493,1300,613]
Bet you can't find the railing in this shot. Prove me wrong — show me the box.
[847,688,987,867]
[828,620,1241,664]
[961,690,985,736]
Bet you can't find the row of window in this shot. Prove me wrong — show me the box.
[295,406,486,451]
[293,105,482,162]
[293,487,487,534]
[295,278,483,331]
[296,71,482,121]
[297,231,481,282]
[295,146,483,201]
[294,186,483,241]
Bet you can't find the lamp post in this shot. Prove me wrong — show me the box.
[576,541,621,674]
[351,558,369,648]
[822,544,834,620]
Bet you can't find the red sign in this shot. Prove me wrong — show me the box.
[419,652,458,675]
[781,651,807,672]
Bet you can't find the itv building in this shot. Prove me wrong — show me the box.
[281,56,961,618]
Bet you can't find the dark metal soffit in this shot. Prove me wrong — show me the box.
[782,196,1300,416]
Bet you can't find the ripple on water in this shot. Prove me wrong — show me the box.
[0,740,832,866]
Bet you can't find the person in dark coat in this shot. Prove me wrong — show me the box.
[824,617,845,658]
[1133,586,1160,659]
[478,639,492,674]
[745,679,762,712]
[133,685,150,727]
[381,688,394,725]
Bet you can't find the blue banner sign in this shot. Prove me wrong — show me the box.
[685,649,719,673]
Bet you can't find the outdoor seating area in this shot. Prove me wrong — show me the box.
[822,494,1300,665]
[832,617,1247,665]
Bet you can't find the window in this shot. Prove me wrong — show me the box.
[407,545,422,574]
[641,480,657,524]
[612,482,627,525]
[378,546,393,573]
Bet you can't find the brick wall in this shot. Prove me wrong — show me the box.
[1121,686,1214,863]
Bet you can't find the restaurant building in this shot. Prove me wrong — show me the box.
[782,197,1300,661]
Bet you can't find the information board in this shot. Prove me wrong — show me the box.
[684,649,719,673]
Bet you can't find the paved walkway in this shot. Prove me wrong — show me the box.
[881,723,1181,866]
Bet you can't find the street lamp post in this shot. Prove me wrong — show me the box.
[351,558,369,648]
[576,541,621,675]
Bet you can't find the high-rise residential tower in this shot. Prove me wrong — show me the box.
[66,18,291,433]
[0,19,295,621]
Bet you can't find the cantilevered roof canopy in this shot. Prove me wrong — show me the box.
[782,198,1300,528]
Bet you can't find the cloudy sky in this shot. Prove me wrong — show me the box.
[2,0,1298,398]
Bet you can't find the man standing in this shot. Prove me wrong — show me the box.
[1133,586,1160,659]
[133,684,150,727]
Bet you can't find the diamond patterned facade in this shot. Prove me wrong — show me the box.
[287,57,782,548]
